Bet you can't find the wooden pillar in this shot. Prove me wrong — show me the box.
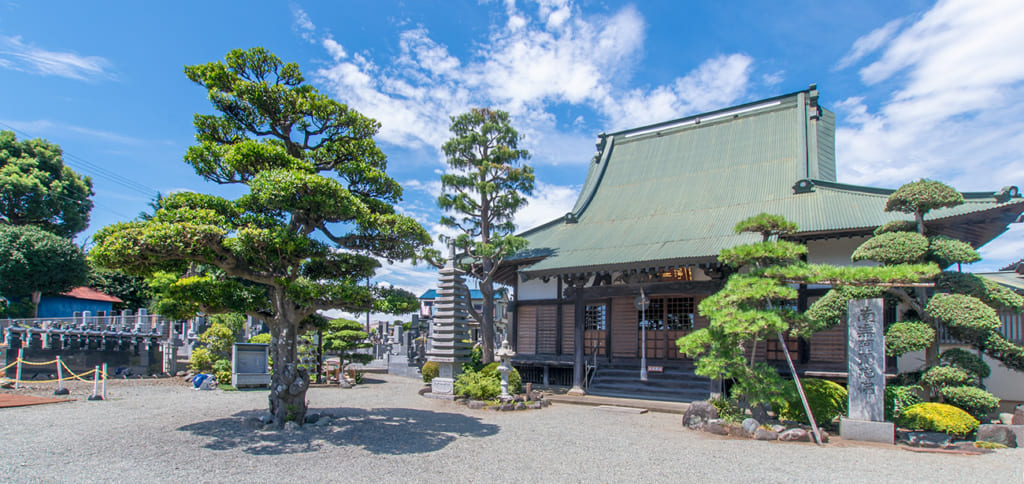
[568,276,587,396]
[797,283,810,364]
[555,276,563,355]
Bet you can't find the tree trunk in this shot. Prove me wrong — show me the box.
[479,280,496,364]
[267,306,309,426]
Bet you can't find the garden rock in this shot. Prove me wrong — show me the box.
[467,400,487,410]
[515,402,526,410]
[316,416,331,427]
[305,413,321,424]
[681,401,719,429]
[284,421,300,432]
[819,430,830,443]
[905,431,951,448]
[976,425,1018,448]
[998,413,1014,425]
[704,419,729,436]
[1013,405,1024,425]
[754,428,778,441]
[741,418,760,436]
[771,424,786,433]
[779,428,810,442]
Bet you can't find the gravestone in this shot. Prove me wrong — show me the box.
[424,245,472,399]
[840,298,894,444]
[231,343,271,388]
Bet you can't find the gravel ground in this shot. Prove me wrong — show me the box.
[1,374,1021,483]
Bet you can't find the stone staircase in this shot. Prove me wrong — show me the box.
[586,360,711,402]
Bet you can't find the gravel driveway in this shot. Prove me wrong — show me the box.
[1,374,1021,483]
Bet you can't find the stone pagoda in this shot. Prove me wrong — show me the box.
[425,245,473,398]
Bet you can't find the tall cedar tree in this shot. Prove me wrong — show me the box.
[438,108,534,364]
[0,131,94,238]
[91,48,430,425]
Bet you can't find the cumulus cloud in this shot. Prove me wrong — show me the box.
[0,35,114,81]
[514,181,580,231]
[312,1,756,163]
[834,0,1024,271]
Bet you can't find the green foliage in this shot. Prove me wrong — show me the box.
[189,347,215,373]
[0,131,93,237]
[940,348,990,379]
[778,378,847,426]
[198,314,244,360]
[438,108,534,364]
[896,402,979,436]
[852,231,929,265]
[90,48,432,421]
[733,212,798,241]
[0,225,89,313]
[421,361,439,383]
[885,179,964,216]
[212,359,232,387]
[759,263,939,287]
[884,385,923,421]
[247,333,271,344]
[921,365,975,389]
[804,286,887,332]
[718,240,807,268]
[926,236,980,267]
[978,333,1024,372]
[935,272,1023,313]
[708,397,744,423]
[88,266,150,312]
[454,369,501,400]
[975,441,1007,449]
[927,293,1001,341]
[453,363,522,400]
[874,220,917,236]
[322,318,373,369]
[939,386,999,419]
[885,321,935,357]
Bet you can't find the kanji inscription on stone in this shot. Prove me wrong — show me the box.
[847,298,885,422]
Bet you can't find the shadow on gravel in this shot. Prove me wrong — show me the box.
[177,407,499,455]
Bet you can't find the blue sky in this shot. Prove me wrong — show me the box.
[2,0,1022,317]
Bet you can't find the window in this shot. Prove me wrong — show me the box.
[585,305,606,330]
[638,297,695,330]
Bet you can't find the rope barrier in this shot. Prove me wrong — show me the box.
[20,359,60,366]
[0,356,106,385]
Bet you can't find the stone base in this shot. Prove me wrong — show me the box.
[840,418,894,444]
[422,391,458,401]
[566,385,586,396]
[431,377,454,396]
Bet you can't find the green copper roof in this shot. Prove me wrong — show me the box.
[515,88,1024,278]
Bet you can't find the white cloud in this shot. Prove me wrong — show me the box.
[292,7,317,43]
[313,1,756,163]
[514,181,579,231]
[833,0,1024,271]
[0,35,114,81]
[322,37,347,61]
[835,18,904,70]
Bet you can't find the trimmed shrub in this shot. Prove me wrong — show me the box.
[885,321,935,357]
[778,378,847,426]
[454,369,500,400]
[884,385,923,421]
[247,333,271,344]
[926,293,1001,341]
[479,362,522,394]
[940,348,990,379]
[939,386,999,419]
[189,347,215,373]
[896,402,979,436]
[421,361,439,383]
[927,236,980,267]
[852,231,929,265]
[921,365,974,389]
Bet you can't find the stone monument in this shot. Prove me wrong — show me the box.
[840,298,894,444]
[495,338,516,401]
[425,245,473,399]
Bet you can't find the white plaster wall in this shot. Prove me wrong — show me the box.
[806,236,875,267]
[517,278,557,300]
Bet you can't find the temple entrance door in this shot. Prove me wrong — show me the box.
[637,296,696,360]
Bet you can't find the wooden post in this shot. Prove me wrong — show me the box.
[568,276,587,396]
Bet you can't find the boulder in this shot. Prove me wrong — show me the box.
[681,401,719,429]
[283,421,300,432]
[818,430,830,444]
[754,428,778,441]
[467,400,487,410]
[1013,405,1024,425]
[304,413,321,424]
[704,419,729,436]
[515,402,527,410]
[315,416,331,427]
[778,428,810,442]
[977,424,1018,448]
[741,418,761,436]
[998,413,1014,425]
[771,424,786,433]
[905,431,951,448]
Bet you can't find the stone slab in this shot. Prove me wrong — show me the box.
[595,405,648,414]
[431,377,454,396]
[847,298,885,422]
[841,417,894,444]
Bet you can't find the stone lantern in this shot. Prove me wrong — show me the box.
[495,337,516,401]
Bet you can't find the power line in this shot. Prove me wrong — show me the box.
[0,121,161,199]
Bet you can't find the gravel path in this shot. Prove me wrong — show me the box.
[1,374,1021,483]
